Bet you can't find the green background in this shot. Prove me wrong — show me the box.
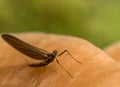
[0,0,120,48]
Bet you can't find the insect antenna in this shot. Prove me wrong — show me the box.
[58,50,81,63]
[56,59,73,78]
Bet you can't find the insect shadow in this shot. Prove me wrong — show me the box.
[1,34,81,78]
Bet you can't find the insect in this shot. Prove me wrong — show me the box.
[1,34,80,78]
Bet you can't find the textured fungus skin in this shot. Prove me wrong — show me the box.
[0,32,120,87]
[104,42,120,62]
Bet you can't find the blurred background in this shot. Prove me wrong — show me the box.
[0,0,120,48]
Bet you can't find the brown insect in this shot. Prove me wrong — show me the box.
[1,34,80,78]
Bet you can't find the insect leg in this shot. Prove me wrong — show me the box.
[29,61,49,67]
[58,50,81,63]
[29,61,57,73]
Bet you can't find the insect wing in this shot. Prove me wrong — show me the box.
[1,34,48,60]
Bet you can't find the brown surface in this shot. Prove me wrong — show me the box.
[0,32,120,87]
[104,42,120,62]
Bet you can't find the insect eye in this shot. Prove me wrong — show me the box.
[47,53,51,57]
